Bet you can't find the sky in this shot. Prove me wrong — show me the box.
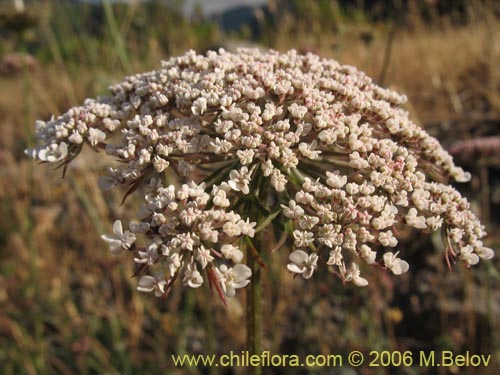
[77,0,269,17]
[179,0,268,17]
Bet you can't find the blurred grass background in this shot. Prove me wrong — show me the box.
[0,0,499,374]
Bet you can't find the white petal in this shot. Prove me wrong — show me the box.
[188,274,202,288]
[287,264,305,274]
[392,259,409,275]
[383,252,395,268]
[477,247,494,260]
[231,249,243,263]
[232,264,252,282]
[289,250,308,265]
[188,274,203,288]
[137,276,156,292]
[100,234,116,243]
[69,131,83,144]
[38,148,49,161]
[228,180,240,192]
[398,260,409,274]
[353,276,369,287]
[112,220,124,236]
[232,279,250,289]
[58,142,68,158]
[231,249,244,263]
[462,253,479,265]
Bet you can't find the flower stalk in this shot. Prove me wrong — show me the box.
[246,237,262,375]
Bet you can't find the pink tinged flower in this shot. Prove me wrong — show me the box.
[318,128,337,144]
[295,191,314,204]
[183,264,203,288]
[359,244,376,264]
[287,250,318,279]
[196,245,214,268]
[167,253,182,275]
[288,103,308,119]
[137,274,167,297]
[180,207,199,226]
[298,140,321,160]
[411,189,430,211]
[210,138,233,154]
[191,97,208,116]
[449,228,464,243]
[216,264,252,298]
[405,208,427,229]
[261,159,274,177]
[325,171,347,189]
[101,220,136,255]
[138,149,152,165]
[298,215,320,230]
[426,216,443,231]
[326,247,343,266]
[270,169,287,192]
[280,148,298,168]
[378,230,398,247]
[372,217,391,230]
[198,222,219,243]
[383,252,409,275]
[459,245,479,265]
[293,230,314,247]
[236,149,255,165]
[349,151,369,169]
[175,233,195,251]
[153,155,169,173]
[228,167,251,195]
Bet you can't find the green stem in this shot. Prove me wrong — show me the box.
[246,238,262,375]
[22,55,46,374]
[103,0,133,75]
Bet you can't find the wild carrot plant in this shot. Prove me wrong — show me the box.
[26,50,494,358]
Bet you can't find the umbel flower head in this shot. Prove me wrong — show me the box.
[26,48,494,302]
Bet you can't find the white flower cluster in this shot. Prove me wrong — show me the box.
[26,48,494,297]
[101,179,255,298]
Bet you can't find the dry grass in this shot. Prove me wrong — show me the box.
[0,2,499,374]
